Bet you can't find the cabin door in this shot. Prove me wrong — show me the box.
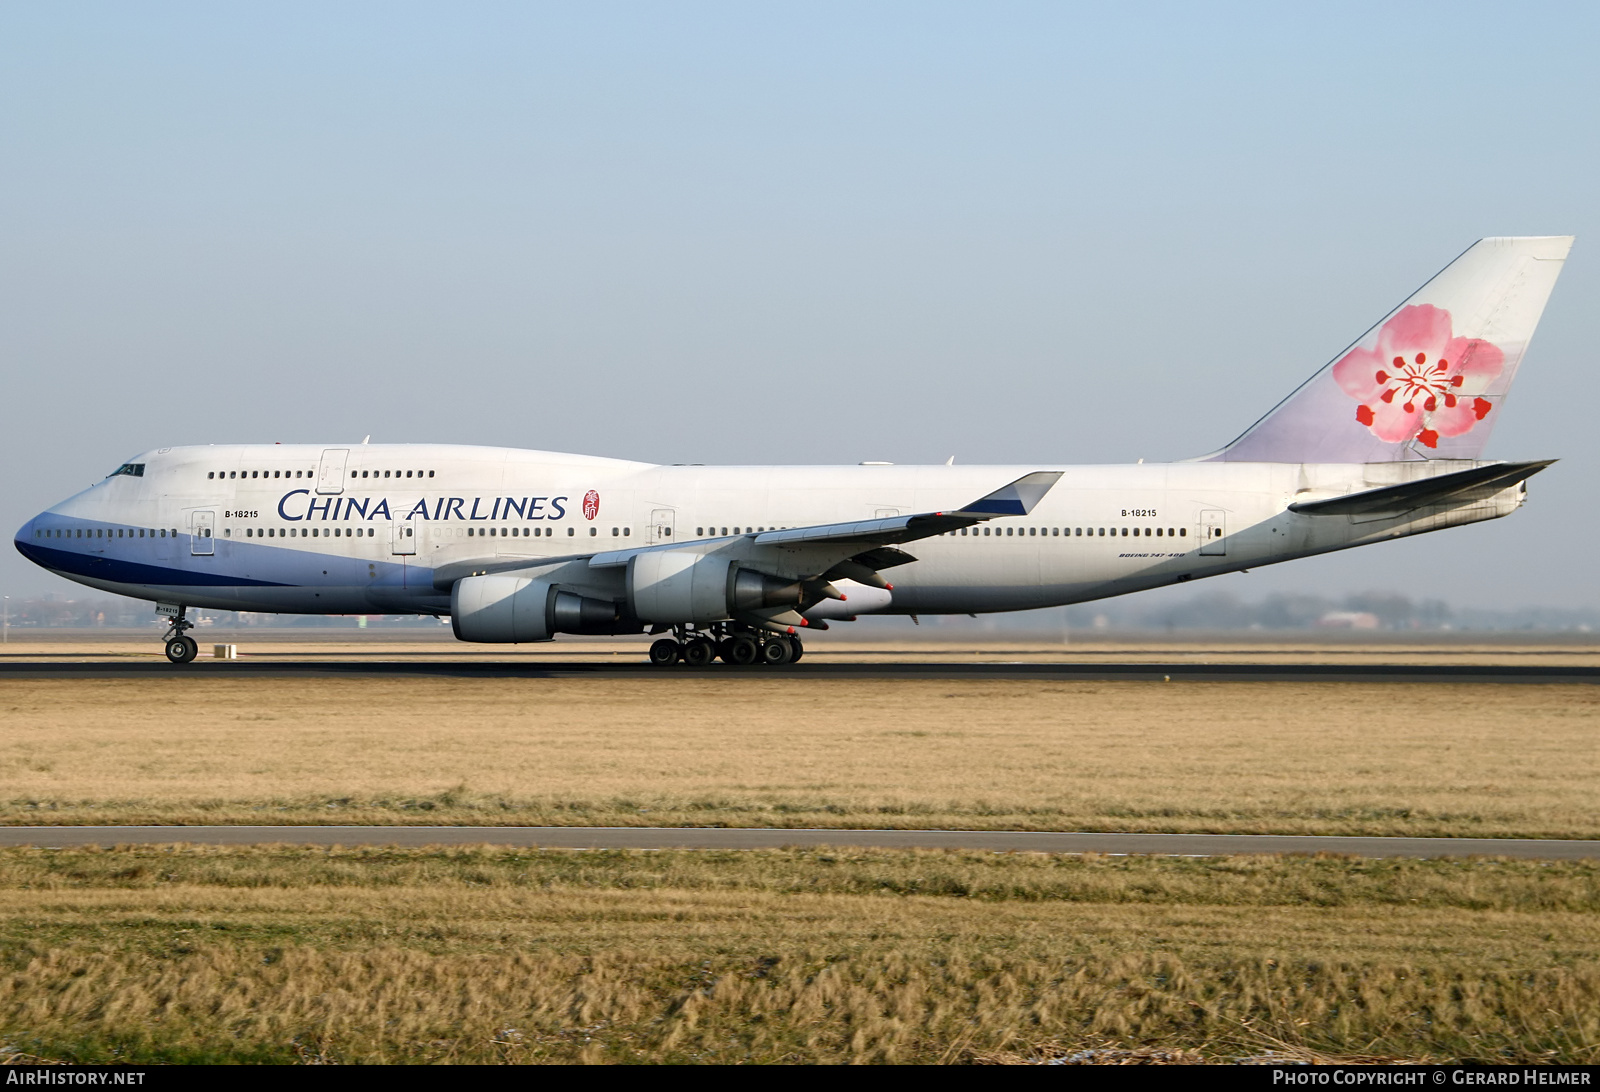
[648,508,675,545]
[391,520,416,555]
[188,509,216,556]
[1199,510,1227,555]
[317,449,349,495]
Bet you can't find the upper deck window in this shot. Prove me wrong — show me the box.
[108,463,144,479]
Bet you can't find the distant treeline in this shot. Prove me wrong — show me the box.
[1054,590,1599,633]
[912,591,1598,634]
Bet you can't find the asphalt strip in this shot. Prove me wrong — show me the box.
[2,662,1600,682]
[1,827,1597,860]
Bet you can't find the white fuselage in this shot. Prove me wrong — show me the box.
[16,443,1525,623]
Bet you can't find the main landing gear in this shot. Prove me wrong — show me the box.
[649,624,804,667]
[161,606,199,665]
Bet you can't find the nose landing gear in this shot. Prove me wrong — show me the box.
[160,606,199,665]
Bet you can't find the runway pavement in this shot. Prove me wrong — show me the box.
[2,660,1598,682]
[2,826,1597,859]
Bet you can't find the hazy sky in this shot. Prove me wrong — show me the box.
[3,3,1597,608]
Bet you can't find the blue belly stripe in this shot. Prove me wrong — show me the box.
[13,541,290,587]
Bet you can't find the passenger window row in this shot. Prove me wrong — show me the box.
[692,527,782,536]
[467,527,559,537]
[36,528,176,539]
[462,527,578,538]
[231,527,375,538]
[219,525,581,541]
[207,470,438,480]
[948,526,1189,538]
[39,521,1189,547]
[211,470,309,480]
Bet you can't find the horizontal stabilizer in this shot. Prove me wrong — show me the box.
[1288,460,1553,516]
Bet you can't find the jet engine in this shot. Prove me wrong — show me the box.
[627,551,801,623]
[451,575,629,642]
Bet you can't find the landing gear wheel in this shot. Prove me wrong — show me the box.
[789,636,804,663]
[761,637,794,666]
[727,636,760,666]
[717,637,736,663]
[683,637,717,667]
[164,635,198,665]
[648,638,682,666]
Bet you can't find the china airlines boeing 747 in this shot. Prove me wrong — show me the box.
[15,237,1572,665]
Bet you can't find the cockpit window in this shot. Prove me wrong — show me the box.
[108,464,145,478]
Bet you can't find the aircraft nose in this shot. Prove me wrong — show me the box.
[14,516,39,559]
[15,510,59,552]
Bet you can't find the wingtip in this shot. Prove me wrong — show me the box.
[957,470,1065,518]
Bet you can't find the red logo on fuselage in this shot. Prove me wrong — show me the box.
[582,490,600,520]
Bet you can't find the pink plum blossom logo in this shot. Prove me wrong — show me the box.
[1332,304,1503,449]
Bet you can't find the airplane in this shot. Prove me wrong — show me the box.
[14,236,1572,666]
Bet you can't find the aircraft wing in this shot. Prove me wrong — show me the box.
[588,470,1064,566]
[1288,460,1553,517]
[431,470,1063,592]
[748,470,1064,550]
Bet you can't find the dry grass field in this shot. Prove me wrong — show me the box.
[3,638,1595,1063]
[1,846,1597,1064]
[2,673,1597,837]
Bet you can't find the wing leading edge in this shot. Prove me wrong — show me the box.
[603,470,1065,560]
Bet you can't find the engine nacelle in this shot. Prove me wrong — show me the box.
[627,550,802,624]
[451,575,628,643]
[728,568,804,613]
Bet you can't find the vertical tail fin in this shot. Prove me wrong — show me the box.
[1213,236,1573,463]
